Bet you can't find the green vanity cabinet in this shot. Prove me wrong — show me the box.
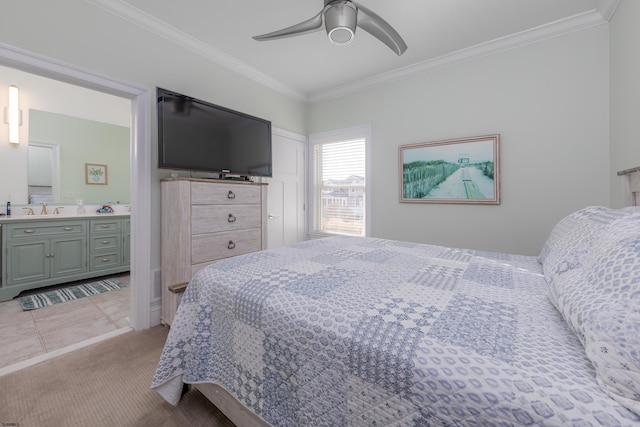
[6,220,87,286]
[0,215,130,302]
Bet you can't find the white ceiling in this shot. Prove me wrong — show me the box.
[88,0,619,102]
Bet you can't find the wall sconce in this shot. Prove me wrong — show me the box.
[4,85,22,145]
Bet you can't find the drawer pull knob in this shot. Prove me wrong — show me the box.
[228,214,236,223]
[227,190,236,199]
[101,224,111,228]
[101,239,110,244]
[102,257,111,262]
[227,240,236,250]
[63,227,74,231]
[24,229,35,234]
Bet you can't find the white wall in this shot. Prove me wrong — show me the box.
[0,64,131,126]
[610,0,640,208]
[310,26,610,255]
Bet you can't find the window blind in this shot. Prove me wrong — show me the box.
[311,137,366,236]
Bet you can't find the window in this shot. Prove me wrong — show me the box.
[308,125,370,237]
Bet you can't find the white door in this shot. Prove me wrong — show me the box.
[265,128,306,249]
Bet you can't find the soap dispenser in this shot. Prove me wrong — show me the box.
[76,199,85,215]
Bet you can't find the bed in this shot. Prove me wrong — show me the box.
[152,205,640,426]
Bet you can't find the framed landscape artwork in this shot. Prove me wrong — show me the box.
[399,134,500,204]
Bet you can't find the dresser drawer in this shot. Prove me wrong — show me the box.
[191,204,261,234]
[192,228,262,264]
[7,221,86,239]
[191,182,261,205]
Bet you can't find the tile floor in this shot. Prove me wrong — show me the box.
[0,273,130,371]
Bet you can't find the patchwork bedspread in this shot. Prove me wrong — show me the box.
[152,236,639,426]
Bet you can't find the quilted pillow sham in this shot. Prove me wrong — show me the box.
[539,206,630,287]
[587,216,640,415]
[550,212,640,415]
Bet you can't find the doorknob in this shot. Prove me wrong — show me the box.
[268,213,279,219]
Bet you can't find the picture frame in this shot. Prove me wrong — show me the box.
[399,134,500,204]
[85,163,108,185]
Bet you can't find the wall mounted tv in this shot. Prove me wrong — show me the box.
[157,87,272,178]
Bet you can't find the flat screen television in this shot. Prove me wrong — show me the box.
[157,87,272,178]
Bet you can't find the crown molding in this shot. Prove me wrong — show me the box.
[85,0,307,102]
[596,0,621,21]
[309,1,619,103]
[86,0,619,105]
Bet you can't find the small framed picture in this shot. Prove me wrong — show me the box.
[399,135,500,204]
[85,163,108,185]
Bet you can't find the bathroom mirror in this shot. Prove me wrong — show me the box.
[26,109,131,206]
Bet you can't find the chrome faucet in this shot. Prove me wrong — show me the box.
[40,202,47,215]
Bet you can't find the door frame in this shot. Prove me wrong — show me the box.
[0,41,152,330]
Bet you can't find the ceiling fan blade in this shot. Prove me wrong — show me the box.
[354,2,407,55]
[253,11,324,41]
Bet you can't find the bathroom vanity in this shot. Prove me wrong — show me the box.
[0,213,130,302]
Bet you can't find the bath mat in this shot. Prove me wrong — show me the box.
[18,279,126,311]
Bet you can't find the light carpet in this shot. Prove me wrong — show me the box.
[0,326,235,426]
[18,278,126,310]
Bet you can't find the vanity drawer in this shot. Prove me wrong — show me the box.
[90,234,121,252]
[191,204,261,234]
[191,228,262,264]
[90,219,122,234]
[90,252,121,270]
[7,221,86,239]
[191,182,261,205]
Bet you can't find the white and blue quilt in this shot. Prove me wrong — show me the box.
[152,236,639,426]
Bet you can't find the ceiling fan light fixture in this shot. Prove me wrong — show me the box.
[325,2,357,45]
[252,0,407,56]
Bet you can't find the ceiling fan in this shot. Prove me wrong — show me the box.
[252,0,407,56]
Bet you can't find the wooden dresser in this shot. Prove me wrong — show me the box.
[160,178,267,325]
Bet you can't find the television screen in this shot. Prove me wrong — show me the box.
[157,87,272,177]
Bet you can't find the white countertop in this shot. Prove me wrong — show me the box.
[0,211,130,222]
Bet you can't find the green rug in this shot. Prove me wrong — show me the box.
[18,279,126,310]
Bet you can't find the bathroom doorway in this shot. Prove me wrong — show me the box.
[0,43,152,338]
